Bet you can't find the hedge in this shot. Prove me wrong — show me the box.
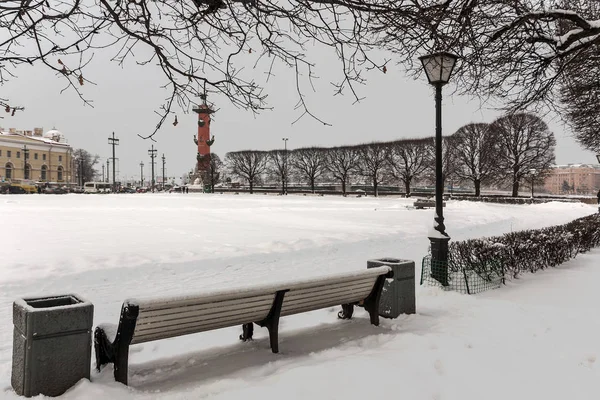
[421,213,600,294]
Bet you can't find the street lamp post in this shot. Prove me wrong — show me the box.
[529,169,537,199]
[419,51,458,286]
[282,138,289,195]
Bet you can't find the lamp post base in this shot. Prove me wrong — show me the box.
[429,236,450,286]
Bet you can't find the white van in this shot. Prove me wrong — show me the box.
[83,182,112,193]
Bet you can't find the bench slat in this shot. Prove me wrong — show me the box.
[135,302,272,333]
[136,297,274,325]
[132,317,259,344]
[285,281,374,300]
[137,292,276,314]
[284,286,372,308]
[281,291,369,317]
[131,311,267,344]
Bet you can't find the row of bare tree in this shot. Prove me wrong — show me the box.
[224,113,555,197]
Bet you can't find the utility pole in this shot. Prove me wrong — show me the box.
[22,145,30,180]
[140,161,144,187]
[162,154,166,191]
[108,132,119,192]
[106,159,110,183]
[102,164,105,182]
[148,145,157,192]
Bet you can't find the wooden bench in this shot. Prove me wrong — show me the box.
[94,266,392,385]
[414,199,446,209]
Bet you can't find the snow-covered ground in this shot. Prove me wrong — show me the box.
[1,194,599,399]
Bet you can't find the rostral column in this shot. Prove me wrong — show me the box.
[192,95,215,180]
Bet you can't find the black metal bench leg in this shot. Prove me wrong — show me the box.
[94,326,116,372]
[363,275,387,327]
[256,290,287,354]
[239,323,254,341]
[114,343,130,385]
[266,291,286,353]
[338,304,354,320]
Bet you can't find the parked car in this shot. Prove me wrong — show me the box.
[43,187,68,194]
[8,185,27,194]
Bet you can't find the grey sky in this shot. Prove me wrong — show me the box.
[2,45,597,183]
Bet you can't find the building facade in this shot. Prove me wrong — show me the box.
[0,128,73,184]
[543,164,600,195]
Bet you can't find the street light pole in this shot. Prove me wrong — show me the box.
[148,145,157,192]
[106,159,110,183]
[419,51,458,287]
[282,137,289,195]
[529,169,536,199]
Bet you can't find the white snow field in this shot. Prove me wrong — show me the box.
[1,194,599,399]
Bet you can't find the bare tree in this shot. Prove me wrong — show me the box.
[452,123,500,196]
[207,153,223,193]
[561,53,600,153]
[556,2,600,153]
[224,150,267,194]
[326,146,360,196]
[356,142,388,197]
[73,149,99,184]
[0,0,397,136]
[290,147,327,193]
[489,113,556,197]
[266,149,292,194]
[387,139,429,197]
[423,136,457,192]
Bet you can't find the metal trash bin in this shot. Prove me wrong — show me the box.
[12,294,94,397]
[367,258,416,318]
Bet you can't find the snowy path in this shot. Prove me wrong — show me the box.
[1,194,598,399]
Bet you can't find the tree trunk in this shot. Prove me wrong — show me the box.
[373,177,378,197]
[281,173,285,195]
[404,180,411,197]
[341,179,346,196]
[512,179,519,197]
[474,179,481,197]
[311,178,315,193]
[249,179,254,194]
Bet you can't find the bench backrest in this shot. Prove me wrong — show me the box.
[280,273,382,317]
[127,266,390,344]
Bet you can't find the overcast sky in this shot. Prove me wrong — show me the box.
[2,44,598,183]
